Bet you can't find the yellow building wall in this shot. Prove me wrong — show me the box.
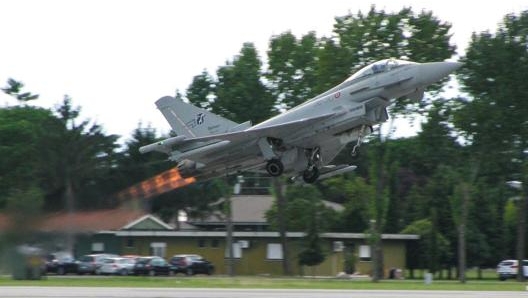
[120,236,408,277]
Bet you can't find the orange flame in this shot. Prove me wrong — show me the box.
[117,167,196,201]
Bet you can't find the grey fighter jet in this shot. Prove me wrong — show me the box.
[140,59,461,183]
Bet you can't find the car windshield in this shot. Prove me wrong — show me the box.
[79,256,94,262]
[137,257,154,264]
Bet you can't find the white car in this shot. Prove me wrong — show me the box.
[497,259,528,280]
[99,257,136,276]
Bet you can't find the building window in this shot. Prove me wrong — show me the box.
[359,245,371,261]
[211,239,220,248]
[198,239,206,248]
[126,238,134,248]
[150,242,166,258]
[266,243,283,260]
[225,242,241,259]
[91,242,104,253]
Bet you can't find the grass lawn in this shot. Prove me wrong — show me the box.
[0,275,526,291]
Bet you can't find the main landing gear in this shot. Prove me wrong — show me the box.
[302,165,319,183]
[302,147,321,183]
[266,159,284,177]
[263,144,322,184]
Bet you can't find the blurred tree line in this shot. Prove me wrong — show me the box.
[1,6,527,279]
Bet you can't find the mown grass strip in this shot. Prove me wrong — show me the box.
[0,276,526,291]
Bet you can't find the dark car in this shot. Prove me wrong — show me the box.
[45,252,78,275]
[169,254,214,275]
[133,256,173,276]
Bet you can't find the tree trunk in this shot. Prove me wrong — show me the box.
[65,177,75,254]
[273,178,291,275]
[516,194,527,282]
[226,194,235,276]
[458,183,469,283]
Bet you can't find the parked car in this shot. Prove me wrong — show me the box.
[133,256,173,276]
[497,259,528,280]
[45,252,78,275]
[77,253,119,275]
[169,254,214,275]
[99,257,136,275]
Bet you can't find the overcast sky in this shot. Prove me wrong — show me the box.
[1,0,527,143]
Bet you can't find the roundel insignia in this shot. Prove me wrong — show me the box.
[334,91,341,98]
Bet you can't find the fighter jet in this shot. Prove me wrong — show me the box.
[140,58,461,183]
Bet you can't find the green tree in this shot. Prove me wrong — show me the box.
[320,175,371,232]
[1,78,39,102]
[186,70,216,110]
[266,31,320,109]
[401,218,450,278]
[298,216,325,273]
[41,96,119,211]
[266,184,338,232]
[0,106,56,208]
[214,42,275,124]
[456,10,528,282]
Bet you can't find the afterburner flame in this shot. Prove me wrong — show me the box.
[117,167,195,201]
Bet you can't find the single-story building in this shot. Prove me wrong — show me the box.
[0,195,418,277]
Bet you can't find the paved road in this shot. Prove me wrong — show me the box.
[1,287,526,298]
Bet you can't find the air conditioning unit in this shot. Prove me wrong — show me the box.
[333,241,344,252]
[238,240,250,248]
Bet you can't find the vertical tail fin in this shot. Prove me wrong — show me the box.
[155,96,250,138]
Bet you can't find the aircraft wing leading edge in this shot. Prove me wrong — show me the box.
[169,112,336,150]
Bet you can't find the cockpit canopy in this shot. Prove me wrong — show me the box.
[346,59,416,82]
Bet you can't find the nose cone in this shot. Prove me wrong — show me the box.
[418,61,462,85]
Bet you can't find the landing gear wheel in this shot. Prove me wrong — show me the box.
[266,159,284,177]
[302,166,319,184]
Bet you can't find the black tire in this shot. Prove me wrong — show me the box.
[120,269,128,276]
[266,159,284,177]
[186,268,193,276]
[302,167,319,183]
[57,266,65,275]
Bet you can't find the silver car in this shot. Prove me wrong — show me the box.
[497,259,528,280]
[77,253,119,275]
[99,257,136,275]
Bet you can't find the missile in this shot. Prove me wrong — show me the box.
[139,135,186,154]
[317,165,357,180]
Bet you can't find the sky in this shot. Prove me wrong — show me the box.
[1,0,527,144]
